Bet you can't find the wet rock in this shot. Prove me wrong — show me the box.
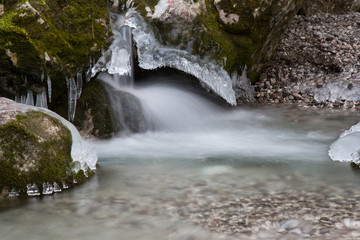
[115,0,304,85]
[71,80,117,139]
[0,0,109,110]
[0,97,89,196]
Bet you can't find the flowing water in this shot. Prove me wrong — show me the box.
[2,71,360,239]
[2,7,360,239]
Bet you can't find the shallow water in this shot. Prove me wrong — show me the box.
[2,81,360,239]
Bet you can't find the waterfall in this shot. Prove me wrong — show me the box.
[91,10,223,134]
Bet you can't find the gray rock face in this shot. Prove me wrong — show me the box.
[0,98,88,197]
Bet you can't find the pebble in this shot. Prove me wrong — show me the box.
[252,12,360,110]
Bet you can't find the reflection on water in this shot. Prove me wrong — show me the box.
[1,105,360,239]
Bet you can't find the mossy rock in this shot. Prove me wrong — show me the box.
[116,0,304,83]
[0,0,109,105]
[73,80,117,139]
[70,79,149,138]
[0,107,88,196]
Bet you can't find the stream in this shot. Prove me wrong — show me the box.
[2,71,360,239]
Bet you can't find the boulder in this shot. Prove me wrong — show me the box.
[0,97,95,197]
[0,0,109,107]
[111,0,304,103]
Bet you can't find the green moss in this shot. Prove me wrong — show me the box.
[192,0,254,74]
[133,0,159,16]
[0,0,109,102]
[73,80,116,138]
[0,111,77,195]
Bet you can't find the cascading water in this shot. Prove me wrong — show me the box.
[4,5,360,240]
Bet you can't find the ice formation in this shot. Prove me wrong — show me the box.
[39,107,98,172]
[76,72,83,99]
[53,182,62,192]
[27,183,40,196]
[312,82,360,103]
[92,13,134,83]
[231,66,254,100]
[92,9,239,105]
[62,181,69,189]
[35,91,48,108]
[8,188,20,197]
[329,122,360,164]
[25,90,34,106]
[47,76,52,103]
[42,182,54,195]
[1,98,98,174]
[67,77,77,121]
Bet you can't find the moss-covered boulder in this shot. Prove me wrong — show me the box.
[70,79,150,138]
[300,0,360,15]
[0,0,109,105]
[114,0,304,85]
[0,97,93,197]
[72,80,116,139]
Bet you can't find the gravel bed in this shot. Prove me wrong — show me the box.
[253,12,360,110]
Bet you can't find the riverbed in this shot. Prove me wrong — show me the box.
[1,103,360,240]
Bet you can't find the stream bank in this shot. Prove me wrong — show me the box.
[253,12,360,111]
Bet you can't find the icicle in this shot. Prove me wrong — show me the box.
[21,95,26,104]
[15,95,20,103]
[92,10,237,104]
[62,181,69,189]
[76,72,83,99]
[8,188,20,197]
[21,74,28,84]
[25,90,34,106]
[42,182,54,195]
[231,66,254,100]
[41,70,44,82]
[36,92,42,107]
[27,183,40,196]
[36,91,48,108]
[53,182,62,192]
[47,76,52,103]
[68,77,77,121]
[41,92,48,108]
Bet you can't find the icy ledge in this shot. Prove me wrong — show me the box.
[0,98,97,172]
[329,122,360,165]
[92,9,238,105]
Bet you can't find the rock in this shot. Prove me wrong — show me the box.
[0,97,92,196]
[116,0,304,85]
[70,79,150,138]
[0,0,109,110]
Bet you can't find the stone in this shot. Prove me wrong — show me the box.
[0,0,109,111]
[0,97,90,196]
[116,0,304,85]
